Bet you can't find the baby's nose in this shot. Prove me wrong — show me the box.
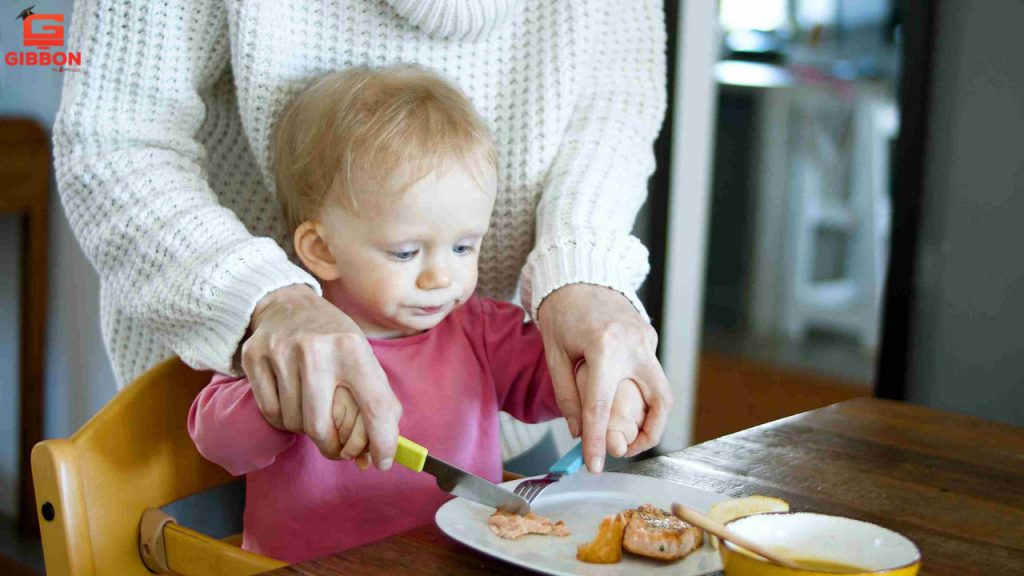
[417,264,451,290]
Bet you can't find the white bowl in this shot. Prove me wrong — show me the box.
[722,512,921,575]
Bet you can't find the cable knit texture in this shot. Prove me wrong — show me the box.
[53,0,667,386]
[383,0,518,40]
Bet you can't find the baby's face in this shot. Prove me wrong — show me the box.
[317,165,495,338]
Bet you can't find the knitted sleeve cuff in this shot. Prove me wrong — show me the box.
[179,238,322,376]
[520,233,651,323]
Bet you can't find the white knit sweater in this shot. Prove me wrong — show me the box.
[53,0,667,387]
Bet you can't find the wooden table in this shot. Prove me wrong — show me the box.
[263,398,1024,575]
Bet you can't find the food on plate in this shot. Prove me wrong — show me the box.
[494,497,789,564]
[707,495,790,550]
[577,504,703,564]
[622,504,703,560]
[488,509,570,540]
[576,511,630,564]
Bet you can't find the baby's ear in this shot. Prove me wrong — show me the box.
[294,220,340,281]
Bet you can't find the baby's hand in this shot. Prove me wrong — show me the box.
[332,387,372,470]
[575,363,646,459]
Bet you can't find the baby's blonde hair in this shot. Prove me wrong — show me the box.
[273,64,497,228]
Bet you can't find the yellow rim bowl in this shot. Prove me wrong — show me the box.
[720,512,921,576]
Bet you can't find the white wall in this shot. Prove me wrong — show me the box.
[0,0,117,517]
[658,0,719,452]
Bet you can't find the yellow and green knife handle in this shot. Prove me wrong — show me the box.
[395,436,428,472]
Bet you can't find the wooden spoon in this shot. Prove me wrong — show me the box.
[672,502,805,570]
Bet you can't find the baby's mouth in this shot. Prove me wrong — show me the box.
[411,303,447,316]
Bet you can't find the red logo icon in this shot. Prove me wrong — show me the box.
[23,13,65,49]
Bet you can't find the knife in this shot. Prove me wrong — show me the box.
[394,436,531,515]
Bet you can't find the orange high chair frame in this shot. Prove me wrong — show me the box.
[31,357,284,576]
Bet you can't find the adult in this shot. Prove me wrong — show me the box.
[54,0,672,473]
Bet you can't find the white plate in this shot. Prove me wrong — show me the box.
[435,472,731,576]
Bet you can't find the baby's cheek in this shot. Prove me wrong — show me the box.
[380,285,407,314]
[463,260,479,287]
[364,271,405,310]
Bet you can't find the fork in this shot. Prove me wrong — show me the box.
[513,441,585,504]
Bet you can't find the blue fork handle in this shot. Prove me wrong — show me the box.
[549,441,585,475]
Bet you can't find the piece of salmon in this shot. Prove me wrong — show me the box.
[621,504,703,561]
[488,510,571,540]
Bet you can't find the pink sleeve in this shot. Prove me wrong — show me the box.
[477,299,562,423]
[187,373,296,476]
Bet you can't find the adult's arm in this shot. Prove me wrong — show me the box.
[53,0,319,378]
[521,0,673,472]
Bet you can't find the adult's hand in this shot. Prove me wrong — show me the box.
[242,285,402,469]
[537,283,673,473]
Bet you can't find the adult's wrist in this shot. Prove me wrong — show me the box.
[521,234,651,322]
[537,282,647,330]
[250,284,319,331]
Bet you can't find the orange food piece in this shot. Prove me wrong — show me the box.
[576,511,630,564]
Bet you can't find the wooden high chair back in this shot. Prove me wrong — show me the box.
[31,357,284,576]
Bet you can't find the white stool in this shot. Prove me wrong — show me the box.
[779,86,897,353]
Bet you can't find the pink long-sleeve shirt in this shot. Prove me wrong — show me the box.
[188,297,560,563]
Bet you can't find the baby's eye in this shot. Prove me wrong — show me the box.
[453,245,475,255]
[389,249,419,262]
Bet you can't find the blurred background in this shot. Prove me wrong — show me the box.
[2,1,1023,574]
[690,0,903,442]
[671,0,1023,446]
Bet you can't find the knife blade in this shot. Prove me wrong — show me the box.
[395,436,531,515]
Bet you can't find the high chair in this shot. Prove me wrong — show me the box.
[31,356,285,576]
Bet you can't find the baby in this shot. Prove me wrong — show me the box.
[188,64,646,563]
